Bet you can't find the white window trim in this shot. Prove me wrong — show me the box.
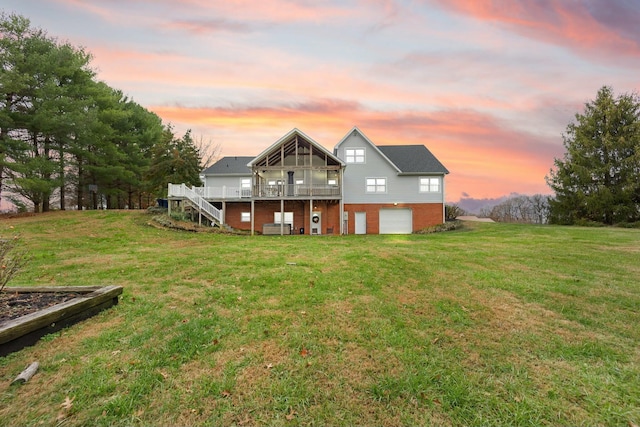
[419,177,440,193]
[366,177,387,193]
[240,178,252,197]
[241,212,250,222]
[345,147,365,164]
[274,212,294,226]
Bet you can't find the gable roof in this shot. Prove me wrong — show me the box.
[335,126,448,175]
[378,145,449,175]
[202,156,253,175]
[334,126,401,173]
[248,128,344,167]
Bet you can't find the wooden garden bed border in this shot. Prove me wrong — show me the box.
[0,285,123,356]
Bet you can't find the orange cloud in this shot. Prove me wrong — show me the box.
[151,102,562,201]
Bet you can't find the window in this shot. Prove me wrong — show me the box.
[366,177,386,193]
[328,179,337,185]
[419,177,440,193]
[274,212,294,225]
[241,212,250,222]
[345,148,365,164]
[240,178,251,197]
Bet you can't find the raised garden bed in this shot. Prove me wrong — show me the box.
[0,285,123,357]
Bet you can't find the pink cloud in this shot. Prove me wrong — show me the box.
[175,0,354,24]
[164,18,251,35]
[429,0,640,62]
[55,0,355,28]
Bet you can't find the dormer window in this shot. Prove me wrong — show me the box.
[345,148,365,164]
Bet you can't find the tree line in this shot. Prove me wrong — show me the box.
[0,12,207,212]
[476,194,549,224]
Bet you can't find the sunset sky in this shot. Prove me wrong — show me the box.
[3,0,639,204]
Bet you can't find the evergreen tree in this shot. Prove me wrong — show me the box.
[547,86,640,225]
[147,126,203,197]
[1,13,165,211]
[1,19,61,212]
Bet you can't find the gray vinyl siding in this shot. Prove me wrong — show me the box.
[337,133,445,204]
[203,175,250,189]
[390,175,444,204]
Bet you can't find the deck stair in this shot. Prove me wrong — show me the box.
[168,183,223,226]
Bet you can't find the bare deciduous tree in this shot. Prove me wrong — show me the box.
[195,134,222,170]
[484,195,550,224]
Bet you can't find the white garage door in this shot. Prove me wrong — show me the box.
[379,208,412,234]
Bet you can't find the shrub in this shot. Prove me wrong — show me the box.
[415,220,464,234]
[169,211,191,222]
[445,204,465,221]
[0,236,29,292]
[146,206,167,215]
[614,221,640,229]
[574,219,606,227]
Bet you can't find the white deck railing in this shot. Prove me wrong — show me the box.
[254,183,340,197]
[193,186,251,199]
[168,183,340,200]
[170,184,250,199]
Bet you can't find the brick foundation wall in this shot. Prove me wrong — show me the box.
[344,203,444,234]
[224,200,341,235]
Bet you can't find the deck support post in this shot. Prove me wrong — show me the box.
[251,199,255,236]
[280,199,284,235]
[309,198,313,235]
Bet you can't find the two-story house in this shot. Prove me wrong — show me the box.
[167,127,448,235]
[335,127,449,234]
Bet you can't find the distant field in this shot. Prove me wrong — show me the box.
[1,210,638,426]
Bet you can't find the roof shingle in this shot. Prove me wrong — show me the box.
[202,156,253,175]
[377,145,448,174]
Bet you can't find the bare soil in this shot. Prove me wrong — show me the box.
[0,291,83,323]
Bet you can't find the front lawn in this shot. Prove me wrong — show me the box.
[1,211,638,426]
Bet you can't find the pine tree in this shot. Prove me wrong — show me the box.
[147,126,203,197]
[547,86,640,225]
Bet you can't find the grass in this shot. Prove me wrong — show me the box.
[0,210,638,426]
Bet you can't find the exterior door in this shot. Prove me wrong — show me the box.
[311,211,322,235]
[355,212,366,234]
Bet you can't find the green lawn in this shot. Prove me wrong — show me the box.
[1,210,638,426]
